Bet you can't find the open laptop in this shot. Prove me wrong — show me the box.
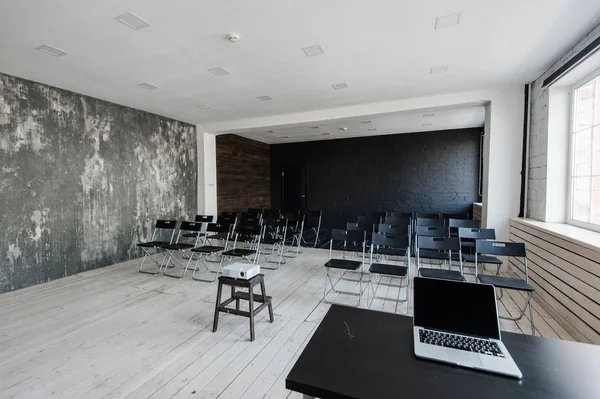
[413,277,523,379]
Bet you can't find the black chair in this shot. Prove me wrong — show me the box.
[416,236,464,281]
[323,229,367,307]
[191,223,232,282]
[416,217,445,227]
[368,233,411,313]
[181,215,214,239]
[475,241,535,335]
[137,219,177,274]
[262,208,282,219]
[366,211,387,223]
[357,215,378,233]
[345,222,371,251]
[448,218,480,228]
[163,221,204,278]
[257,217,288,269]
[415,212,441,219]
[214,214,237,241]
[221,223,263,265]
[302,210,323,247]
[458,227,497,268]
[376,224,411,257]
[284,212,305,258]
[247,208,263,219]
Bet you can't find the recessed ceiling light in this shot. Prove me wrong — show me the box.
[302,44,326,57]
[435,12,462,29]
[137,82,159,90]
[207,66,231,76]
[430,65,449,74]
[35,44,69,57]
[115,12,151,30]
[339,127,348,131]
[361,121,372,124]
[197,104,213,110]
[368,128,377,131]
[423,113,435,118]
[257,95,274,101]
[332,83,350,90]
[422,123,433,126]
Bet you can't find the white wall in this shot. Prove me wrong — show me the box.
[195,129,217,216]
[204,87,524,241]
[546,86,570,223]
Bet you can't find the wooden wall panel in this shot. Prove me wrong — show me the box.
[508,218,600,344]
[216,134,270,212]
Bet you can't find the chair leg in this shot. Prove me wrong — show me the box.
[192,253,223,282]
[528,292,535,336]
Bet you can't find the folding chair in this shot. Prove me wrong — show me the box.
[449,219,482,253]
[416,236,464,281]
[257,217,288,269]
[416,217,445,227]
[284,212,305,258]
[323,229,366,307]
[181,215,214,259]
[458,227,497,272]
[163,221,204,278]
[384,215,412,226]
[368,233,411,313]
[247,208,263,220]
[475,241,535,335]
[302,210,323,247]
[191,222,232,282]
[221,223,263,265]
[137,219,177,274]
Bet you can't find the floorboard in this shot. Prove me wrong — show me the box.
[0,248,576,398]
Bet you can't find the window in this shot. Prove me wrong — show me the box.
[569,70,600,231]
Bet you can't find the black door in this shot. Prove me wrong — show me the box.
[281,163,307,211]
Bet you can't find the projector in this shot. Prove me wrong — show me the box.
[222,263,260,280]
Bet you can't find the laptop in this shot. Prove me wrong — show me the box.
[413,277,523,379]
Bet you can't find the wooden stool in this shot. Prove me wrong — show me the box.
[213,274,274,341]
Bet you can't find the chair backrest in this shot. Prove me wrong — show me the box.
[331,229,366,243]
[371,232,410,250]
[386,211,413,218]
[366,211,386,222]
[458,227,496,241]
[384,216,412,226]
[194,215,214,223]
[247,208,263,218]
[238,213,260,226]
[262,217,287,228]
[346,222,368,232]
[415,212,441,219]
[442,212,470,220]
[220,212,238,219]
[476,241,526,257]
[155,219,177,229]
[304,210,322,227]
[262,208,281,219]
[206,222,231,234]
[357,215,378,225]
[179,221,203,231]
[235,223,263,237]
[417,236,460,252]
[415,225,450,237]
[416,217,445,227]
[378,223,410,235]
[448,218,481,228]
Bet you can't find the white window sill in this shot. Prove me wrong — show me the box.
[511,217,600,254]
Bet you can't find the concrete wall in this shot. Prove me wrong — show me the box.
[270,128,482,228]
[527,23,600,220]
[0,72,197,293]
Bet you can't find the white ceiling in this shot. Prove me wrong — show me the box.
[0,0,599,126]
[228,104,486,144]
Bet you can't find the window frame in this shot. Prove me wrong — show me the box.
[567,66,600,233]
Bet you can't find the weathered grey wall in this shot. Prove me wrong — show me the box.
[0,72,197,293]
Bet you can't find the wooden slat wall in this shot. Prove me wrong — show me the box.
[508,218,600,344]
[472,203,482,221]
[216,134,270,212]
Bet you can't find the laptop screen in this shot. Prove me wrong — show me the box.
[413,277,501,340]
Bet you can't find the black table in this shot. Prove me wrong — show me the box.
[286,305,600,399]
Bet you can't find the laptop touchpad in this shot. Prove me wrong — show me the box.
[446,349,483,367]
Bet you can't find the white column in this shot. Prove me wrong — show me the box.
[196,128,218,216]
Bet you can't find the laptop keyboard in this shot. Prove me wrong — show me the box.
[419,329,505,357]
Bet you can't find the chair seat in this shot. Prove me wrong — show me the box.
[191,245,224,253]
[137,240,170,248]
[376,247,407,256]
[325,258,362,270]
[222,248,256,257]
[463,254,502,264]
[477,275,534,292]
[163,243,195,251]
[369,263,407,277]
[419,268,465,281]
[418,250,451,261]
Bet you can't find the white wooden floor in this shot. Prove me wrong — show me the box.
[0,248,574,399]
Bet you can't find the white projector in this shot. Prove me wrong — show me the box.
[222,263,260,280]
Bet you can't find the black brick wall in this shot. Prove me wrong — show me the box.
[270,128,482,228]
